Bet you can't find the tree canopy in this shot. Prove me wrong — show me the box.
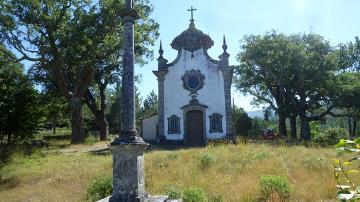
[235,31,340,140]
[0,46,42,145]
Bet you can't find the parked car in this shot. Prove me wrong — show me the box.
[260,128,276,140]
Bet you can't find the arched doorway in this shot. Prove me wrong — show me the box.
[186,110,204,146]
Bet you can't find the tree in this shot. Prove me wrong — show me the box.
[332,72,360,138]
[83,0,159,140]
[288,34,338,140]
[0,0,159,143]
[235,32,298,137]
[139,90,158,119]
[232,107,252,137]
[333,38,360,138]
[40,90,69,134]
[108,86,122,134]
[0,46,42,145]
[236,32,339,141]
[0,0,96,143]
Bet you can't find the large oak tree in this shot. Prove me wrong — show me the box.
[0,0,158,143]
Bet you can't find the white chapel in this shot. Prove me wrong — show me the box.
[141,8,234,146]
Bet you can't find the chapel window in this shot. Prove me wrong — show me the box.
[209,113,223,133]
[168,115,181,134]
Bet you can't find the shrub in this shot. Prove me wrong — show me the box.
[86,176,112,201]
[258,175,290,201]
[313,127,348,146]
[199,152,215,168]
[165,185,182,199]
[183,187,206,202]
[167,152,179,160]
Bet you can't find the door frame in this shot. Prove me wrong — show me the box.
[181,103,207,145]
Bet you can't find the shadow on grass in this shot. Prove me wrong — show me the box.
[0,175,19,191]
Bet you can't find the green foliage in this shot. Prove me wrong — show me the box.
[108,86,122,134]
[0,0,159,143]
[183,187,206,202]
[232,107,252,137]
[334,138,360,201]
[313,127,349,146]
[139,90,158,119]
[248,117,269,139]
[258,175,290,201]
[84,135,98,145]
[165,185,182,200]
[0,47,43,146]
[86,176,112,202]
[167,152,179,160]
[199,152,215,168]
[235,31,340,140]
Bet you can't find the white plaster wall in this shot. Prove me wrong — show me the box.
[164,49,226,141]
[141,114,158,141]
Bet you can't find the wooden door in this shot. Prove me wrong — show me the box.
[186,110,204,146]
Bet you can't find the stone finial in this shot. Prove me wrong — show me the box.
[159,40,164,58]
[222,35,228,53]
[219,35,230,61]
[157,40,168,69]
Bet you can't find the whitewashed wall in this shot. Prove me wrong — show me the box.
[164,49,226,141]
[141,114,158,141]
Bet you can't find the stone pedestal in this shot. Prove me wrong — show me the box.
[109,142,149,202]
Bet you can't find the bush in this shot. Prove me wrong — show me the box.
[86,176,112,201]
[183,187,206,202]
[199,152,215,168]
[313,127,348,146]
[165,185,182,199]
[258,175,290,201]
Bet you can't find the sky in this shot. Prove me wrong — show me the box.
[134,0,360,111]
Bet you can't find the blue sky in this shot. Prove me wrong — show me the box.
[135,0,360,111]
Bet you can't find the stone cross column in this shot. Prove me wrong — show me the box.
[109,0,148,201]
[121,0,137,140]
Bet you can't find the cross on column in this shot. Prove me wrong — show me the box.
[187,6,197,22]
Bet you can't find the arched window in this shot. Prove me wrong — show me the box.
[168,115,181,134]
[209,113,223,133]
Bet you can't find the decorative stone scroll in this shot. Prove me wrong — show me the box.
[181,69,205,94]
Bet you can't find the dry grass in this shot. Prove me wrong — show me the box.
[0,142,344,201]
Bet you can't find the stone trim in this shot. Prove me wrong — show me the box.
[167,115,181,134]
[181,100,208,145]
[170,22,214,53]
[167,49,182,67]
[209,113,223,133]
[181,69,205,94]
[153,70,168,142]
[204,49,220,65]
[221,66,234,138]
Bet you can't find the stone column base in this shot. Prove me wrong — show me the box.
[109,142,149,202]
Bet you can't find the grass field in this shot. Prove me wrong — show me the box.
[0,141,347,201]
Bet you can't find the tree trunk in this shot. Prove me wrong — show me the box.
[70,96,85,144]
[52,122,56,134]
[278,112,288,137]
[300,115,311,141]
[353,119,357,138]
[348,115,352,139]
[97,113,109,141]
[290,113,297,139]
[7,134,11,145]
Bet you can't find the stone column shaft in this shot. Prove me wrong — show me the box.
[121,15,136,137]
[157,75,165,141]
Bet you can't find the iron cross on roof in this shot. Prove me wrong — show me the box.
[187,6,197,22]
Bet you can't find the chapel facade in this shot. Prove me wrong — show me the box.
[149,12,234,146]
